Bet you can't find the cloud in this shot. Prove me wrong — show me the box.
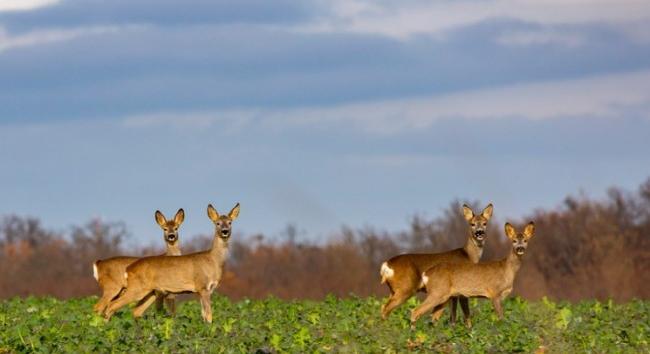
[0,25,139,52]
[2,18,648,124]
[496,28,586,47]
[298,0,650,40]
[0,0,318,32]
[0,0,59,12]
[120,69,650,135]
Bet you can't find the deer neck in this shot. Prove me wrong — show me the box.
[165,241,182,256]
[463,236,483,263]
[209,235,229,265]
[503,250,523,283]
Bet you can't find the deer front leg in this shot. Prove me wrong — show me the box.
[449,296,458,324]
[198,290,213,323]
[459,296,472,328]
[154,291,165,313]
[165,294,176,317]
[491,297,504,320]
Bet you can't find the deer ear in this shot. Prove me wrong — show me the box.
[481,204,493,220]
[462,204,474,221]
[504,223,516,239]
[207,204,219,222]
[228,203,240,220]
[155,210,167,227]
[174,208,185,225]
[523,222,535,239]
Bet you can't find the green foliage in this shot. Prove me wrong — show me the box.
[0,296,647,353]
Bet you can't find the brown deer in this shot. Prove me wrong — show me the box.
[104,203,239,323]
[92,208,184,316]
[379,204,493,324]
[410,222,535,327]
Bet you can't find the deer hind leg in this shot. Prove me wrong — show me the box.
[198,290,213,323]
[132,291,158,318]
[411,292,448,328]
[381,269,420,320]
[104,285,152,320]
[94,284,123,316]
[381,288,415,320]
[431,300,449,323]
[431,299,450,322]
[459,296,472,327]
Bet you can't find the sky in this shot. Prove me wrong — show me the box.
[1,0,649,244]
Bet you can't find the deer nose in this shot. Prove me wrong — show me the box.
[167,234,177,241]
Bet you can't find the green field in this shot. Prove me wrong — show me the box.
[0,296,647,353]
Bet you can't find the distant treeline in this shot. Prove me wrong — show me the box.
[1,179,649,301]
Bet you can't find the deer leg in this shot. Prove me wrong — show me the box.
[154,291,165,313]
[410,293,447,328]
[198,290,213,323]
[165,294,176,317]
[431,301,448,324]
[105,286,151,320]
[381,289,414,320]
[94,285,123,315]
[449,296,458,324]
[431,301,448,322]
[459,296,472,328]
[132,291,157,318]
[491,298,504,320]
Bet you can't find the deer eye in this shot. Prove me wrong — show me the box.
[471,223,476,227]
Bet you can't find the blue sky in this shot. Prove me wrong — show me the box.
[1,0,649,244]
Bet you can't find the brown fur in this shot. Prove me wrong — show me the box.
[380,204,493,324]
[104,203,239,323]
[411,222,535,326]
[92,209,184,315]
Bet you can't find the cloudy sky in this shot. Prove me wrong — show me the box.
[1,0,649,244]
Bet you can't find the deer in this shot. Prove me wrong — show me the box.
[92,208,185,316]
[104,203,239,323]
[379,203,493,326]
[410,222,535,327]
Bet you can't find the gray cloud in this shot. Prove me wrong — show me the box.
[0,0,320,32]
[1,19,649,123]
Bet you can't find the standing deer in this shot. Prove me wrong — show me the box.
[411,222,535,327]
[379,204,493,325]
[93,208,184,316]
[104,203,239,323]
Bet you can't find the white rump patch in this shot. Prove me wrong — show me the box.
[420,273,429,288]
[92,262,98,281]
[380,262,394,279]
[124,272,128,281]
